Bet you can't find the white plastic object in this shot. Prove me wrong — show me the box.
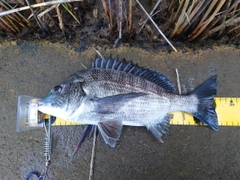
[16,95,44,132]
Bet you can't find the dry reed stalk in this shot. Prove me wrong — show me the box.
[24,0,47,32]
[101,0,111,26]
[135,0,177,52]
[5,12,24,28]
[170,0,184,25]
[188,0,226,41]
[0,19,11,33]
[37,5,57,18]
[218,0,232,36]
[227,9,240,34]
[137,0,162,35]
[118,0,122,39]
[0,16,16,32]
[108,0,113,27]
[231,0,239,16]
[175,0,203,36]
[5,15,19,32]
[206,0,240,31]
[55,4,65,34]
[168,0,175,12]
[0,0,83,17]
[115,0,119,31]
[226,1,240,35]
[200,1,240,39]
[182,0,211,35]
[230,29,240,39]
[128,0,132,32]
[113,0,123,48]
[169,0,189,38]
[225,16,240,27]
[202,16,240,38]
[122,1,128,32]
[2,0,36,28]
[35,0,54,28]
[0,1,24,26]
[190,1,218,35]
[228,22,240,34]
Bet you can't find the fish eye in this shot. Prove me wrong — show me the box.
[53,85,63,93]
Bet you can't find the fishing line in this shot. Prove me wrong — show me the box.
[26,116,53,180]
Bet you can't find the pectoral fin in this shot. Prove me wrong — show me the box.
[94,92,146,114]
[98,120,123,147]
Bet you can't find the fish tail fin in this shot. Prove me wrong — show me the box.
[190,75,218,131]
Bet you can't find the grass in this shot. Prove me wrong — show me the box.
[0,0,240,43]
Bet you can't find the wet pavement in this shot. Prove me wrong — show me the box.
[0,40,240,179]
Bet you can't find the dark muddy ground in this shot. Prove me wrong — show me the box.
[0,40,240,180]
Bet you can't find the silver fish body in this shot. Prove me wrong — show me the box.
[38,57,218,147]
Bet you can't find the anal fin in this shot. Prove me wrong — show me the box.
[148,114,172,143]
[98,119,123,147]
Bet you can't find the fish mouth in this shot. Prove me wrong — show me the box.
[37,101,48,108]
[37,100,67,118]
[37,101,51,113]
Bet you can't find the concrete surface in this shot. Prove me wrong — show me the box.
[0,40,240,180]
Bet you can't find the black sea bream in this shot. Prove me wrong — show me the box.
[38,57,218,147]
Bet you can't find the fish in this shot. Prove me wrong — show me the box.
[38,56,218,147]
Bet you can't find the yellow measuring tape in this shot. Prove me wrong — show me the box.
[49,97,240,127]
[171,97,240,126]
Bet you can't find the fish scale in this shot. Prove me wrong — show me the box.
[78,68,168,96]
[38,56,218,147]
[91,57,176,92]
[51,97,240,127]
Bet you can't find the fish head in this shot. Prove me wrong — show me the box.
[38,74,86,118]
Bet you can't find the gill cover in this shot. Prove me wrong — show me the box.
[60,74,86,111]
[38,75,86,118]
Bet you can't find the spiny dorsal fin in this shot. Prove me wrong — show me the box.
[91,56,176,92]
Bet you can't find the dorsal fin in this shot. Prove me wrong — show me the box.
[91,56,176,92]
